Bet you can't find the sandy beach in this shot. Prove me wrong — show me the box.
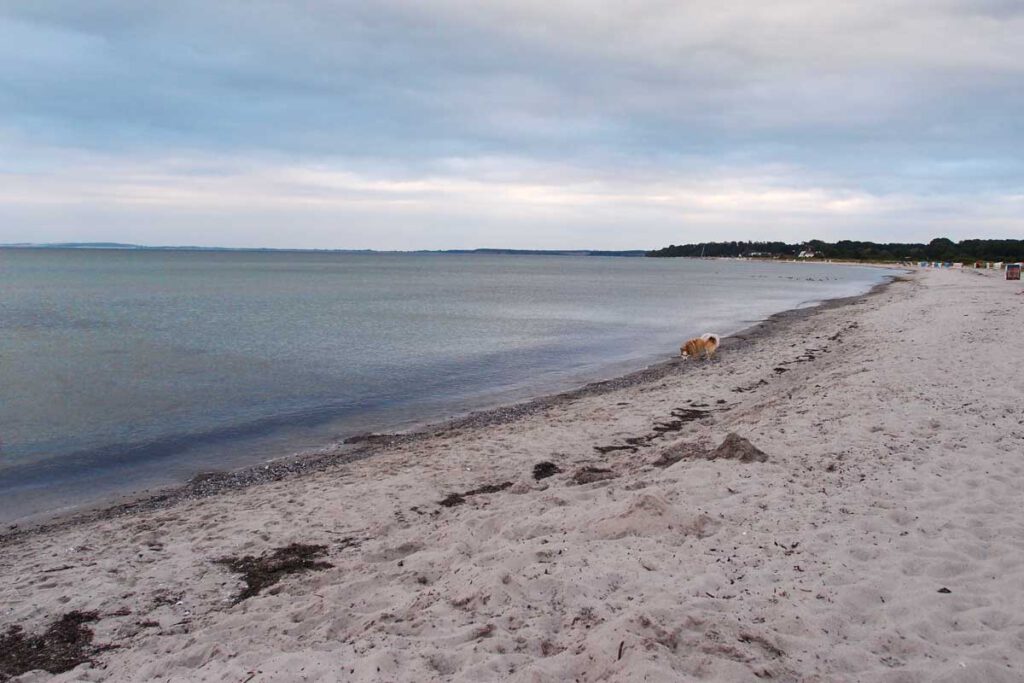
[3,266,1024,682]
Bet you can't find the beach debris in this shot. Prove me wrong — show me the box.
[533,461,561,480]
[438,493,467,507]
[708,433,768,463]
[571,466,618,485]
[594,444,638,454]
[774,540,800,555]
[438,481,513,507]
[652,442,708,468]
[150,590,184,608]
[738,631,786,658]
[336,536,362,551]
[466,482,513,495]
[436,493,464,509]
[672,407,712,422]
[217,543,332,604]
[595,407,715,456]
[651,420,685,435]
[0,611,107,679]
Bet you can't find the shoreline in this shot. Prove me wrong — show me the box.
[5,266,1024,681]
[1,272,899,542]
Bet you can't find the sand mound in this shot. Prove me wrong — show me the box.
[571,466,617,485]
[591,492,718,540]
[708,433,768,463]
[651,441,708,468]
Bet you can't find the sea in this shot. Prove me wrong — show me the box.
[0,249,888,523]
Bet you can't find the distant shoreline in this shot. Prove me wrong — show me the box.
[0,243,647,257]
[8,240,1021,265]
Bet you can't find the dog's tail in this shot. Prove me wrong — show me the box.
[701,333,720,346]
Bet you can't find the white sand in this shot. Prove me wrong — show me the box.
[3,267,1024,682]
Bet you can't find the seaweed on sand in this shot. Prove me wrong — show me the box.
[0,611,106,680]
[438,481,513,507]
[532,461,561,480]
[217,543,332,604]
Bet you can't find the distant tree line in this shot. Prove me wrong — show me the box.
[646,241,794,258]
[646,238,1024,263]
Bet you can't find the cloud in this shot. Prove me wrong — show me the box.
[0,1,1022,246]
[2,149,1020,249]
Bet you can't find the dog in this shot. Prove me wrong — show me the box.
[680,333,720,360]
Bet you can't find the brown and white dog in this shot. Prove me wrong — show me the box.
[680,333,720,360]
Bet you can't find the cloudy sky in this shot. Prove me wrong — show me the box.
[1,1,1021,249]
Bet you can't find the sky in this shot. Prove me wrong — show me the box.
[1,1,1022,250]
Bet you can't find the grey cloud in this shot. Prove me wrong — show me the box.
[0,1,1022,246]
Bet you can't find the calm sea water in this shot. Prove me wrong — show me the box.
[0,249,887,522]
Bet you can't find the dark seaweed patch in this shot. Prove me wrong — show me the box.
[594,407,712,455]
[217,543,332,604]
[594,444,639,455]
[732,379,768,393]
[0,611,104,680]
[670,408,711,422]
[532,462,561,480]
[438,481,513,507]
[467,482,513,496]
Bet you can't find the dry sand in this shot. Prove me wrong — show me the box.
[2,267,1023,682]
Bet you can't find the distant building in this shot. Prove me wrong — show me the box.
[797,250,817,259]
